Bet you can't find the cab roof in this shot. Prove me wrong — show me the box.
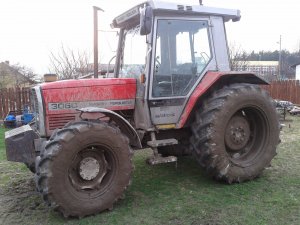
[112,0,241,29]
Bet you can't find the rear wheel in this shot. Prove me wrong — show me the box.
[36,121,133,217]
[190,83,280,183]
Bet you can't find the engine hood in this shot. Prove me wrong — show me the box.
[40,78,136,90]
[40,78,137,111]
[38,78,137,135]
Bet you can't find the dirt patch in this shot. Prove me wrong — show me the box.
[0,165,50,225]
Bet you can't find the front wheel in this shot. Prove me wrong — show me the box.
[190,83,280,183]
[36,121,133,217]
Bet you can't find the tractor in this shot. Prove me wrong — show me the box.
[5,0,280,218]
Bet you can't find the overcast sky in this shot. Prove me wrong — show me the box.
[0,0,299,75]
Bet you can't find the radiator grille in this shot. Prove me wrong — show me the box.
[31,88,39,114]
[31,88,40,131]
[48,114,75,130]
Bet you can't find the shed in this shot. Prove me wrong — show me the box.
[292,62,300,80]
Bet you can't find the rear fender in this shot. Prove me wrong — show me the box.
[177,71,269,128]
[78,107,142,148]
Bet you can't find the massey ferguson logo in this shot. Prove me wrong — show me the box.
[48,99,135,111]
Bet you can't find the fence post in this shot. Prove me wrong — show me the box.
[0,89,3,118]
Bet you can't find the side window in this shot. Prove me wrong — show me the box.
[120,26,147,78]
[194,28,211,73]
[176,32,192,64]
[152,19,211,97]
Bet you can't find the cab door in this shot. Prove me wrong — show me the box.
[149,17,213,126]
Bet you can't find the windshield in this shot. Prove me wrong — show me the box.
[119,25,147,78]
[152,19,211,97]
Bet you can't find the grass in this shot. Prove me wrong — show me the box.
[0,117,300,225]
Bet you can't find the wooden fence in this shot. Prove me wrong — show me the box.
[262,80,300,104]
[1,80,300,119]
[0,87,31,119]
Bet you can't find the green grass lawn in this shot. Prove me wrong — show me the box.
[0,117,299,225]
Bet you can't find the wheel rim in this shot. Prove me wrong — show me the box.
[224,107,268,166]
[225,115,250,151]
[68,145,116,195]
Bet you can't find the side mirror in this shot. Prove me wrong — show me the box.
[140,6,153,35]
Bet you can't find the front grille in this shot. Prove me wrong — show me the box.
[48,114,75,130]
[31,88,39,114]
[31,88,39,131]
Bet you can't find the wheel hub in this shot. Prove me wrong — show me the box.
[225,115,250,152]
[79,157,100,181]
[69,148,109,191]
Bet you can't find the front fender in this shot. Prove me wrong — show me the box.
[78,107,142,149]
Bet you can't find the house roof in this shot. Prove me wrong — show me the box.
[291,62,300,68]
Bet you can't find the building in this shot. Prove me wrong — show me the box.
[292,62,300,80]
[78,64,115,79]
[233,61,279,78]
[0,61,36,88]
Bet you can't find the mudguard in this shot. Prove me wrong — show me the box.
[177,71,269,128]
[77,107,142,148]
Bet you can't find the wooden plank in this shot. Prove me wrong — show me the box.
[4,88,8,116]
[7,88,11,112]
[0,89,4,118]
[17,87,21,111]
[21,88,26,108]
[12,88,16,111]
[26,88,31,106]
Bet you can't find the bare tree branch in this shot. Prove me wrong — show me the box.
[229,42,249,71]
[11,63,38,85]
[48,45,91,80]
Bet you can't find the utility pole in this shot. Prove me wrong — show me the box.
[93,6,104,78]
[278,35,282,79]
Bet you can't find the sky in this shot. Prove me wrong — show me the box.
[0,0,299,75]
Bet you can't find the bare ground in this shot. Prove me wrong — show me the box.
[0,162,52,225]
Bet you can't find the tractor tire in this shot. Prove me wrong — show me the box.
[35,121,133,218]
[25,162,36,173]
[190,83,280,183]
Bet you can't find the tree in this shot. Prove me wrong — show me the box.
[228,42,249,71]
[48,45,91,80]
[11,63,38,83]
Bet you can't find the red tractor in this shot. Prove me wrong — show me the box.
[5,1,279,218]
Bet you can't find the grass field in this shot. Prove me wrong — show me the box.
[0,117,299,225]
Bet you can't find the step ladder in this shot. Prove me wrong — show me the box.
[146,131,178,165]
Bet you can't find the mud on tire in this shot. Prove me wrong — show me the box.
[35,121,133,217]
[190,83,280,183]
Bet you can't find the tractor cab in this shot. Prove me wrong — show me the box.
[111,0,241,130]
